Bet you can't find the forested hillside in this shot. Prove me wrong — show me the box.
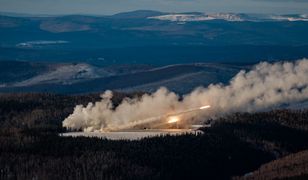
[0,93,308,179]
[235,150,308,180]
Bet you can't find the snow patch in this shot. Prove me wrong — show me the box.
[149,13,244,22]
[13,64,109,86]
[60,129,201,140]
[149,13,308,22]
[16,40,69,48]
[270,15,308,22]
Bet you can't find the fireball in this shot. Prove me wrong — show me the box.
[167,116,180,124]
[199,105,211,110]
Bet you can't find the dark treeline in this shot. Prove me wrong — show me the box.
[0,93,308,179]
[212,110,308,157]
[234,150,308,180]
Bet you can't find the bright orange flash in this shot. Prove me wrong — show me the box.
[167,116,180,124]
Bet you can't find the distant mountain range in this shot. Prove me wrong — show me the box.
[0,10,307,95]
[0,10,308,65]
[1,10,308,22]
[1,10,308,47]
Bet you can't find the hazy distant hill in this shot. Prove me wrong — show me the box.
[0,61,242,94]
[0,61,48,84]
[110,10,164,19]
[1,45,307,66]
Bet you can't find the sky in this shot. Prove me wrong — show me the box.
[0,0,308,15]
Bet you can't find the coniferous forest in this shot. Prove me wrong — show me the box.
[0,93,308,180]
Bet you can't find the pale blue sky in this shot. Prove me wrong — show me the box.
[0,0,307,15]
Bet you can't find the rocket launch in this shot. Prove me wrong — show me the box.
[63,59,308,133]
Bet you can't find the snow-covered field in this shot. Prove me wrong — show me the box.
[60,129,202,140]
[13,63,111,86]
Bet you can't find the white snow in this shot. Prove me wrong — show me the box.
[149,14,215,22]
[16,40,69,47]
[269,15,308,22]
[13,64,110,86]
[148,13,244,22]
[149,13,308,22]
[60,129,202,140]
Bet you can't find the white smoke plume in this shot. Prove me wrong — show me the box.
[63,59,308,132]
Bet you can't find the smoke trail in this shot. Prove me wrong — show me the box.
[63,59,308,132]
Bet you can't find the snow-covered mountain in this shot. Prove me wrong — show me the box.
[148,13,244,22]
[148,13,308,22]
[269,14,308,22]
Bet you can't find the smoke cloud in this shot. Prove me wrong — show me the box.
[63,59,308,132]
